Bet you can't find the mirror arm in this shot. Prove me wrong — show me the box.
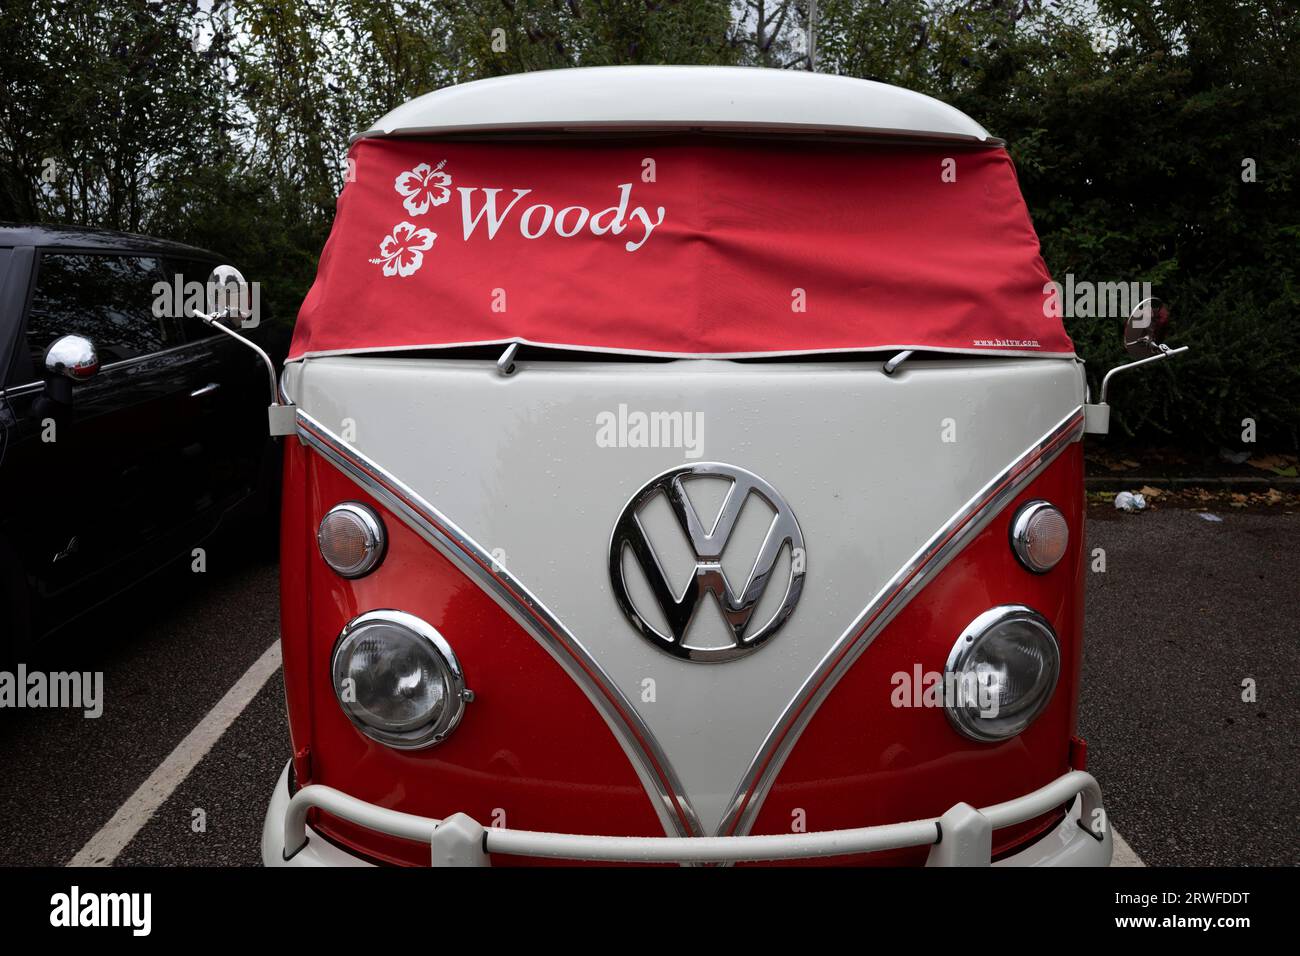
[196,313,280,407]
[192,311,297,438]
[1099,344,1189,404]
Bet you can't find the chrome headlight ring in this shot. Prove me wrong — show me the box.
[944,605,1060,743]
[331,610,472,750]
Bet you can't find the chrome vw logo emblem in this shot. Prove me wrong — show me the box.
[608,463,805,663]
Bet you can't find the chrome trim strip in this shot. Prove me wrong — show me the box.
[716,406,1086,837]
[295,410,703,839]
[99,336,220,372]
[5,336,227,396]
[2,381,42,399]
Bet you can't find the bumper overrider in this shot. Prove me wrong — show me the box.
[262,761,1112,867]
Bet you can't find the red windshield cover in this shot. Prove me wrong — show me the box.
[289,138,1071,360]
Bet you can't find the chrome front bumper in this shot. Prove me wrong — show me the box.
[261,761,1112,867]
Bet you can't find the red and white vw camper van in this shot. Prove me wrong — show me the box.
[243,66,1184,866]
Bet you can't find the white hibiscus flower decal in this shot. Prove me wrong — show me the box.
[394,159,452,216]
[368,222,437,277]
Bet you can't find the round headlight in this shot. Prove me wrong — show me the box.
[944,606,1060,742]
[318,502,385,578]
[1009,500,1068,573]
[331,610,471,749]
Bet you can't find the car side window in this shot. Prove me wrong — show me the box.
[24,253,182,368]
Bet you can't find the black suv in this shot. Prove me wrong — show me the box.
[0,225,275,658]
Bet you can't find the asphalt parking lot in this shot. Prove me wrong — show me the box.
[0,508,1295,867]
[1079,507,1299,866]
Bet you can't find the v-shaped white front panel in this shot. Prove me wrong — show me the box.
[293,356,1082,835]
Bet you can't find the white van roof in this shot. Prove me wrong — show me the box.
[356,65,997,145]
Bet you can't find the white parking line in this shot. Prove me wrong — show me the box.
[67,641,282,867]
[1111,826,1145,867]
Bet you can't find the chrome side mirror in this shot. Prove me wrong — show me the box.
[41,334,99,406]
[201,264,254,328]
[1086,297,1190,435]
[1104,298,1188,403]
[1123,297,1172,358]
[44,335,100,382]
